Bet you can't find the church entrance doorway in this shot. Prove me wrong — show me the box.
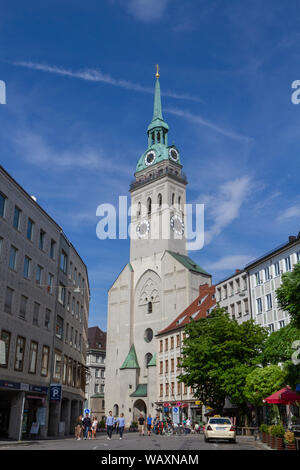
[133,399,147,422]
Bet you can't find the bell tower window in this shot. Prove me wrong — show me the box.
[147,302,153,314]
[151,132,155,145]
[158,193,162,209]
[147,197,152,215]
[172,193,175,207]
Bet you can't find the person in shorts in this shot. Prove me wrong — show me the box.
[146,414,153,436]
[138,413,145,436]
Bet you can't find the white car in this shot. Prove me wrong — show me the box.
[204,416,236,443]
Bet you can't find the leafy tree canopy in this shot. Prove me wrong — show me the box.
[178,307,268,412]
[260,323,300,365]
[276,262,300,328]
[244,365,286,406]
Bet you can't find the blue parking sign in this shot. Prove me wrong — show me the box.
[84,408,90,416]
[50,384,62,401]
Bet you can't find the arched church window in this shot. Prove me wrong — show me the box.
[144,328,153,343]
[145,353,153,367]
[157,131,160,143]
[147,197,152,215]
[137,202,141,217]
[113,404,119,417]
[172,193,175,207]
[147,301,153,314]
[178,196,181,209]
[151,132,155,145]
[158,193,162,209]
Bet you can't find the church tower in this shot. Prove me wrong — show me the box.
[130,65,187,261]
[105,68,211,424]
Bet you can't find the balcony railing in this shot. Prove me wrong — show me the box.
[130,166,188,191]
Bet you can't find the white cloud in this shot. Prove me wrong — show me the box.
[277,205,300,222]
[13,61,203,103]
[203,176,253,244]
[206,254,254,271]
[123,0,171,23]
[165,107,253,143]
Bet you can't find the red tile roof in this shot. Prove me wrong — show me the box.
[157,284,216,336]
[88,326,107,350]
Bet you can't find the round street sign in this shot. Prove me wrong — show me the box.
[84,408,90,415]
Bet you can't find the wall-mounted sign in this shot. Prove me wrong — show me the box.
[50,384,62,401]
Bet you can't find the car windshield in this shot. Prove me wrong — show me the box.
[209,418,231,425]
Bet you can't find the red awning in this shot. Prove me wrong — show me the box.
[264,386,300,404]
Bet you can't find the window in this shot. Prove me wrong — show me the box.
[255,272,261,286]
[63,356,68,384]
[147,197,151,215]
[274,261,280,277]
[50,239,56,259]
[56,315,64,339]
[268,324,274,333]
[160,384,163,397]
[72,296,75,314]
[177,382,181,395]
[58,283,66,305]
[159,340,163,352]
[19,295,28,319]
[170,336,174,349]
[45,308,51,329]
[9,245,17,270]
[176,334,180,348]
[0,193,7,217]
[68,357,72,385]
[165,338,168,351]
[60,250,68,274]
[176,357,180,369]
[36,265,43,285]
[160,361,163,374]
[76,301,79,319]
[297,251,300,263]
[144,328,153,343]
[14,336,26,371]
[24,256,31,278]
[145,353,152,367]
[4,287,14,314]
[39,230,46,250]
[171,193,175,206]
[264,267,270,281]
[33,302,40,326]
[165,383,169,396]
[70,326,73,346]
[147,302,152,314]
[158,194,162,209]
[47,273,54,294]
[165,359,169,373]
[257,297,262,314]
[13,206,21,230]
[53,351,62,380]
[285,256,291,271]
[41,346,50,376]
[171,358,174,372]
[74,331,78,349]
[65,323,69,343]
[266,293,272,310]
[27,218,34,241]
[0,330,11,368]
[28,341,38,374]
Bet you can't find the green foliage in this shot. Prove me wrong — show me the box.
[178,307,268,411]
[260,324,300,365]
[270,424,285,437]
[282,360,300,390]
[259,424,268,433]
[276,262,300,328]
[244,365,286,405]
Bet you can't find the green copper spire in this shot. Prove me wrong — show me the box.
[120,344,139,369]
[147,65,169,135]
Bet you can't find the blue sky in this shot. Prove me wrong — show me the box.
[1,0,300,330]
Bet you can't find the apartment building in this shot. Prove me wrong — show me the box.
[0,166,90,440]
[215,269,250,324]
[156,284,216,423]
[85,326,106,421]
[245,234,300,333]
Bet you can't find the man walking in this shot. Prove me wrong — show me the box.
[106,411,114,440]
[82,413,92,440]
[138,413,145,436]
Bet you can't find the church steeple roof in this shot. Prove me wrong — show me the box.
[147,66,169,133]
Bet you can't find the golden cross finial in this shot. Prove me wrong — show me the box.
[156,64,160,79]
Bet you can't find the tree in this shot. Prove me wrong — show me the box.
[178,308,268,413]
[244,365,286,406]
[276,262,300,328]
[260,323,300,365]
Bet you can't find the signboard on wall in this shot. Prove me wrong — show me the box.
[50,384,62,401]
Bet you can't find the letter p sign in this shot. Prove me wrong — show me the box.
[0,80,6,105]
[50,384,62,401]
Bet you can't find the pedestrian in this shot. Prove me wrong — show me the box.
[118,413,125,440]
[138,413,145,436]
[91,416,98,440]
[146,414,153,436]
[194,423,199,434]
[82,413,92,440]
[106,411,114,440]
[75,414,83,440]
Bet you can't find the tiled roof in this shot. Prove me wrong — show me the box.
[157,284,216,336]
[166,251,211,276]
[120,344,139,369]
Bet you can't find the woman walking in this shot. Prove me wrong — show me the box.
[75,414,83,440]
[91,416,98,440]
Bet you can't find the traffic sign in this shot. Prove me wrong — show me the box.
[84,408,90,415]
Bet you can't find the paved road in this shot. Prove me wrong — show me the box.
[0,432,268,451]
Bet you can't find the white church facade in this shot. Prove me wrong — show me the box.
[105,69,211,424]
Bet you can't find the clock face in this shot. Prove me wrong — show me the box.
[145,150,156,166]
[169,148,179,162]
[170,215,184,235]
[136,220,150,238]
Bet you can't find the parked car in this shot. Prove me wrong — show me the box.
[204,416,236,443]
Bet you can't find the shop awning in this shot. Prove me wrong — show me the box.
[263,386,300,404]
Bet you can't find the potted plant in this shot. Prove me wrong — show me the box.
[259,424,268,443]
[129,421,138,432]
[284,431,296,450]
[266,425,273,447]
[270,424,285,450]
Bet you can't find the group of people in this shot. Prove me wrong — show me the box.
[74,413,99,440]
[75,411,202,441]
